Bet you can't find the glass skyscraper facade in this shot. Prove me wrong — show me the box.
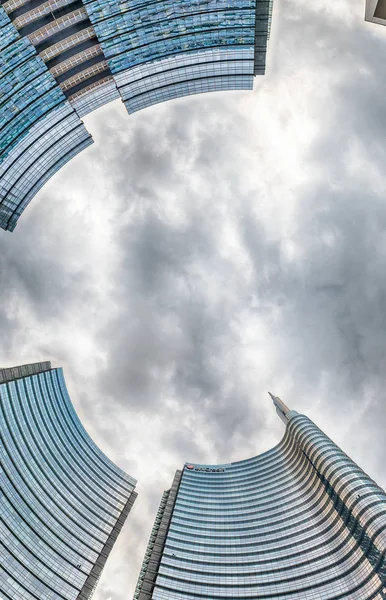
[81,0,272,114]
[0,0,272,231]
[134,394,386,599]
[0,361,137,600]
[0,7,92,232]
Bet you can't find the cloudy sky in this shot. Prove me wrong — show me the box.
[2,0,386,597]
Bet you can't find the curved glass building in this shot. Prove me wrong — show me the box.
[134,394,386,599]
[0,361,137,600]
[0,8,93,232]
[0,0,273,231]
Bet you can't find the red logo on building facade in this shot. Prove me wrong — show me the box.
[185,464,225,472]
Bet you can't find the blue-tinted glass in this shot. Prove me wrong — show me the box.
[136,411,386,600]
[81,0,270,112]
[0,8,93,231]
[0,366,137,600]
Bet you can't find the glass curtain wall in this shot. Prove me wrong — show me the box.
[0,364,137,600]
[135,399,386,599]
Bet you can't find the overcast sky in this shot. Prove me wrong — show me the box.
[2,0,386,597]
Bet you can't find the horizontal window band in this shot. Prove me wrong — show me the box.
[1,476,96,563]
[85,0,259,25]
[91,5,258,39]
[37,373,133,503]
[103,30,260,67]
[1,399,108,544]
[118,56,255,87]
[8,379,122,522]
[22,375,125,512]
[0,541,75,600]
[0,90,65,162]
[51,369,135,490]
[1,517,84,592]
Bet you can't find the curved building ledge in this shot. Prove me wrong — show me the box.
[0,0,273,231]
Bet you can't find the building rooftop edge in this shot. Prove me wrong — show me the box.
[0,361,52,384]
[182,393,300,470]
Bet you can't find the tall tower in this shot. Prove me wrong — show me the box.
[0,361,137,600]
[134,394,386,599]
[0,0,273,231]
[365,0,386,26]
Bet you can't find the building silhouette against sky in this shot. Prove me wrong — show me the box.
[0,361,137,600]
[134,394,386,599]
[365,0,386,25]
[0,0,273,231]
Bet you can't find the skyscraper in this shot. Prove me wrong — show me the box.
[0,8,93,232]
[0,0,273,231]
[0,361,137,600]
[365,0,386,25]
[134,394,386,599]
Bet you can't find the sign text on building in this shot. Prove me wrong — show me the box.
[186,465,225,472]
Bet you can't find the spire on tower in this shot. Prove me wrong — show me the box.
[268,392,291,424]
